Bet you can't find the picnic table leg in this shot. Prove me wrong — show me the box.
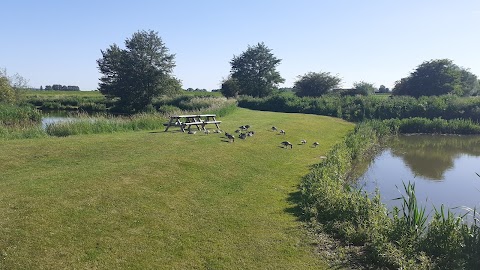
[213,117,220,129]
[195,117,202,130]
[164,118,175,132]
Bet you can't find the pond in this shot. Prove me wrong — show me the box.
[357,134,480,217]
[41,111,106,129]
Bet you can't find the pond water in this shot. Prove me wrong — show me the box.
[41,116,75,129]
[357,135,480,216]
[40,111,105,129]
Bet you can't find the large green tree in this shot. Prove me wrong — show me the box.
[97,30,181,112]
[294,71,342,97]
[393,59,479,98]
[229,42,284,97]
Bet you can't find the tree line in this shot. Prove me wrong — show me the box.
[42,85,80,91]
[221,44,478,98]
[94,30,478,113]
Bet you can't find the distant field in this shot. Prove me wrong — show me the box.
[23,90,222,98]
[0,108,353,269]
[23,90,103,98]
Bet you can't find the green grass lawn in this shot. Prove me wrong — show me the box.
[0,108,353,269]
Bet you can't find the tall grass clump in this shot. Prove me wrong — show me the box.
[0,103,41,126]
[45,113,167,137]
[0,103,45,139]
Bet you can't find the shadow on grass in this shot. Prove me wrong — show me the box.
[284,190,305,222]
[150,130,184,134]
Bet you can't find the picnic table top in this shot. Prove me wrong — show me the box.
[170,114,217,118]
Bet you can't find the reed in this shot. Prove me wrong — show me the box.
[0,103,41,126]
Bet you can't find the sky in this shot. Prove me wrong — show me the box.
[1,0,479,91]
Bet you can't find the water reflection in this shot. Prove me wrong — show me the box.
[41,111,103,129]
[357,134,480,215]
[389,135,480,180]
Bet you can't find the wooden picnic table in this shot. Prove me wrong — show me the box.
[164,114,221,132]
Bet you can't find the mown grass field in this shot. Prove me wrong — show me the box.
[0,108,353,269]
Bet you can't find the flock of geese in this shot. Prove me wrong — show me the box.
[188,124,320,149]
[270,126,319,149]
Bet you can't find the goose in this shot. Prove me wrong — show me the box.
[226,133,235,142]
[281,141,293,149]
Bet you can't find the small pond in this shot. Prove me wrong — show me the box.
[357,134,480,216]
[41,111,105,129]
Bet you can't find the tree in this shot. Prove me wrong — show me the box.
[294,71,342,97]
[378,85,390,93]
[0,68,29,90]
[220,77,240,98]
[230,42,284,97]
[392,59,478,98]
[353,81,375,96]
[0,76,15,103]
[459,69,479,96]
[97,30,181,112]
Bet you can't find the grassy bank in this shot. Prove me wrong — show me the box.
[0,108,354,269]
[300,120,480,269]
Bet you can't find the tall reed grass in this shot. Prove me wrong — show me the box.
[0,104,45,140]
[0,103,41,125]
[45,113,167,136]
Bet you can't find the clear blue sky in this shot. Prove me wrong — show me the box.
[1,0,479,90]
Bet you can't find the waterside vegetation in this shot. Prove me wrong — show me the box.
[239,93,480,123]
[300,120,480,269]
[0,94,236,140]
